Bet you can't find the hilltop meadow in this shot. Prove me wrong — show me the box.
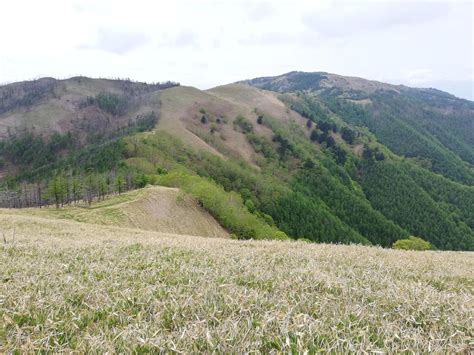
[1,202,473,352]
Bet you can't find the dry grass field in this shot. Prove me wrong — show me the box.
[1,210,473,352]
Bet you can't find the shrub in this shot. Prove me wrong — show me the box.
[159,171,287,240]
[210,123,217,134]
[341,127,356,144]
[393,236,432,251]
[245,199,256,213]
[310,129,319,142]
[234,115,253,134]
[326,136,336,148]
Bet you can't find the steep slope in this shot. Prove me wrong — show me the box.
[241,73,474,249]
[156,84,308,167]
[0,77,177,180]
[242,71,474,184]
[0,76,176,139]
[1,186,229,238]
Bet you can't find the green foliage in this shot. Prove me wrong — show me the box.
[331,145,347,165]
[0,78,57,114]
[0,110,158,183]
[405,162,474,229]
[131,111,159,132]
[246,134,278,162]
[324,94,474,184]
[280,93,330,123]
[159,171,287,240]
[393,236,432,251]
[245,199,256,213]
[233,115,253,133]
[47,175,67,208]
[359,160,474,250]
[265,190,370,245]
[272,133,295,158]
[133,173,156,188]
[293,167,407,246]
[248,71,327,92]
[210,123,217,133]
[92,92,130,116]
[362,145,385,161]
[115,174,125,194]
[84,111,159,145]
[267,87,474,251]
[128,130,373,245]
[0,131,75,171]
[341,127,356,144]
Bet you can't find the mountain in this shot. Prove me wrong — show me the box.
[241,71,474,184]
[0,72,473,250]
[0,76,178,139]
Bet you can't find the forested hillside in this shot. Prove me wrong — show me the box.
[0,73,473,250]
[242,71,474,184]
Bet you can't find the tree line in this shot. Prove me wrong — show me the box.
[0,170,154,209]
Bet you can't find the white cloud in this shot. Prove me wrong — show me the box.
[302,1,449,38]
[0,0,472,99]
[81,29,149,54]
[242,1,275,21]
[157,31,200,49]
[403,69,435,85]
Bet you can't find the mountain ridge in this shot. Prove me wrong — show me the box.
[0,72,473,250]
[239,70,468,101]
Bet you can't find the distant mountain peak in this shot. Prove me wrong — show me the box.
[239,71,463,101]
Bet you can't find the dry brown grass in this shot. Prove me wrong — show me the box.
[1,211,473,352]
[0,186,229,238]
[158,84,312,169]
[157,86,227,159]
[0,77,155,138]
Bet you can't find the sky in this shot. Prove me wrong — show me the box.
[0,0,473,100]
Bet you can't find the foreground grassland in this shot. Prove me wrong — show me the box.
[1,213,473,352]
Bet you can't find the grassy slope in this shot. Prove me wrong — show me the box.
[0,80,308,168]
[0,78,96,136]
[157,84,308,167]
[153,86,227,159]
[1,213,472,352]
[0,77,161,138]
[0,186,229,238]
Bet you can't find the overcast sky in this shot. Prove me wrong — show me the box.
[0,0,472,99]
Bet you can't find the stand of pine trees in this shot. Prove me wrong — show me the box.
[0,171,154,209]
